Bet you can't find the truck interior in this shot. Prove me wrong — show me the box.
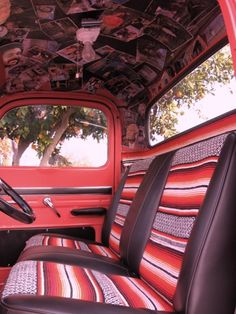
[0,0,235,313]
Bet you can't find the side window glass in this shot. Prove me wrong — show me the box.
[149,44,235,145]
[0,105,107,167]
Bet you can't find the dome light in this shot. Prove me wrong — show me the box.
[76,26,100,63]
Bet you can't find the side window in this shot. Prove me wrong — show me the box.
[0,105,108,167]
[149,44,236,145]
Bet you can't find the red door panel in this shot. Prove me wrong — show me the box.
[0,93,121,258]
[0,193,112,242]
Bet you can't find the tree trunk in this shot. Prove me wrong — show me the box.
[12,139,31,166]
[39,108,74,167]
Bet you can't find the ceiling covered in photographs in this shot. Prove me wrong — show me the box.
[0,0,226,149]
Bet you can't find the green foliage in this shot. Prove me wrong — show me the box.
[150,45,234,142]
[0,105,107,165]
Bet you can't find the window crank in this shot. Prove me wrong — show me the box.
[43,197,61,218]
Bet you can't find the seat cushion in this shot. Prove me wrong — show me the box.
[24,158,154,262]
[24,234,119,260]
[2,260,173,312]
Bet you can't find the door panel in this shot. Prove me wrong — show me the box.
[0,94,121,262]
[0,193,111,238]
[0,192,112,266]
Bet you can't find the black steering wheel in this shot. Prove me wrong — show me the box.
[0,178,36,224]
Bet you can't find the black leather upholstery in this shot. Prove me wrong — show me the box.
[18,154,173,274]
[174,133,236,314]
[102,166,130,246]
[120,152,174,273]
[19,246,130,275]
[2,133,235,314]
[1,296,169,314]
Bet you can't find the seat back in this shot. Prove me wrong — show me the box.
[174,132,236,314]
[124,133,236,313]
[102,157,155,256]
[139,134,228,303]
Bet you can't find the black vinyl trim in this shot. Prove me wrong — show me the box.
[0,186,112,195]
[0,227,95,267]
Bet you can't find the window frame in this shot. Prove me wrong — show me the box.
[0,103,109,169]
[0,92,122,191]
[147,36,228,148]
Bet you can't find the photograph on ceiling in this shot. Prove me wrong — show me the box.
[145,0,189,21]
[121,99,148,149]
[40,18,77,42]
[202,13,225,44]
[5,61,34,78]
[57,43,83,64]
[191,36,207,58]
[136,63,159,85]
[143,14,193,51]
[0,43,26,75]
[95,45,115,56]
[112,0,129,4]
[129,88,150,109]
[8,0,38,29]
[104,75,131,96]
[96,45,137,66]
[48,63,82,91]
[148,69,171,99]
[102,7,152,41]
[56,0,116,14]
[186,5,220,34]
[3,28,29,42]
[8,61,46,77]
[87,55,140,82]
[101,7,134,35]
[122,0,151,13]
[102,10,127,35]
[112,25,141,42]
[35,5,56,21]
[112,15,152,42]
[187,0,218,23]
[6,63,50,93]
[25,46,56,64]
[173,57,185,73]
[116,79,144,106]
[0,26,8,38]
[22,38,59,62]
[107,51,137,67]
[137,36,167,70]
[83,77,104,94]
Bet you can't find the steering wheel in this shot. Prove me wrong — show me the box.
[0,178,36,224]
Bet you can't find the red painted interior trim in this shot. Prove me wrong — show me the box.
[0,194,110,242]
[219,0,236,74]
[0,92,121,241]
[0,92,121,189]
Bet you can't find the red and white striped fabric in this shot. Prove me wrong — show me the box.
[25,234,119,260]
[3,260,173,311]
[108,158,153,255]
[24,158,154,259]
[2,134,228,312]
[139,133,227,307]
